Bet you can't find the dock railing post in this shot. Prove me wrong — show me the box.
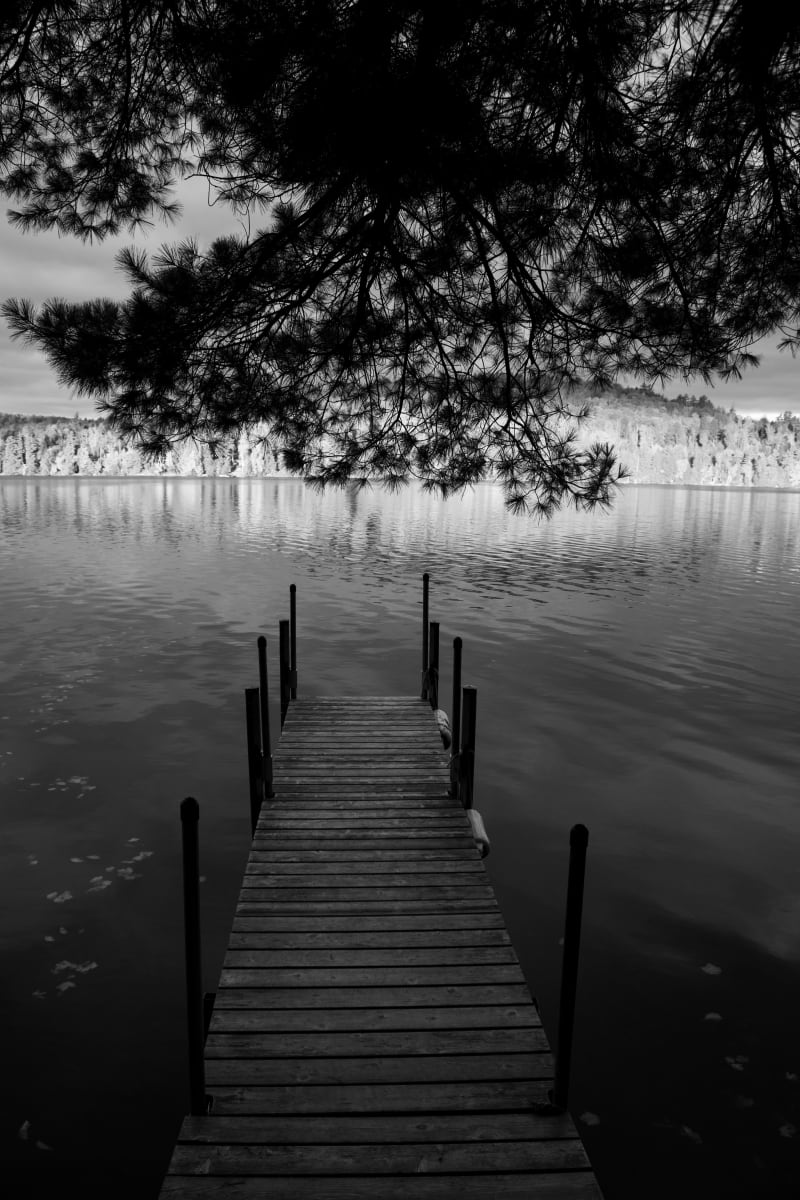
[449,637,462,798]
[245,687,263,835]
[257,636,274,800]
[551,823,590,1112]
[289,583,298,700]
[279,619,291,728]
[428,620,439,710]
[460,684,477,811]
[421,572,430,700]
[180,797,208,1117]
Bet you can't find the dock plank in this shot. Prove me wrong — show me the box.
[168,1138,588,1174]
[161,1178,603,1199]
[208,1006,541,1033]
[159,695,601,1198]
[177,1110,579,1143]
[204,1028,549,1055]
[223,946,518,966]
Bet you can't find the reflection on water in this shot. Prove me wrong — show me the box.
[1,478,799,1198]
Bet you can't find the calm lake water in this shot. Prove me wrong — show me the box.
[1,477,799,1198]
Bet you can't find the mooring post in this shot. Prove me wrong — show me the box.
[289,583,298,700]
[180,797,208,1117]
[460,684,477,810]
[449,637,463,798]
[551,823,590,1112]
[257,636,274,800]
[245,687,263,835]
[279,619,291,728]
[202,991,216,1040]
[421,572,430,700]
[428,620,440,710]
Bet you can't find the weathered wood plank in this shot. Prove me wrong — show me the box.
[274,761,447,769]
[228,928,512,948]
[223,947,517,967]
[280,722,440,728]
[231,913,506,931]
[214,984,533,1008]
[257,817,465,830]
[204,1028,548,1057]
[237,878,491,897]
[271,787,450,796]
[160,1175,603,1199]
[207,1079,553,1114]
[205,1053,552,1086]
[284,701,435,709]
[272,747,444,755]
[245,864,482,883]
[272,782,449,791]
[250,835,474,844]
[274,760,448,770]
[237,884,494,899]
[238,885,496,902]
[280,731,441,739]
[235,900,499,915]
[280,723,439,729]
[277,744,444,750]
[268,798,453,807]
[248,850,481,863]
[176,1110,578,1144]
[219,964,526,988]
[208,1006,540,1034]
[262,811,462,820]
[274,763,448,772]
[283,702,435,710]
[168,1138,587,1175]
[263,797,457,808]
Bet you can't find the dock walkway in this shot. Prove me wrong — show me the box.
[159,695,602,1197]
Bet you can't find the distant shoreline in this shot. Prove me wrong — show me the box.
[3,391,800,487]
[2,474,800,495]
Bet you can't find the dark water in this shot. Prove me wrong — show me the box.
[1,478,799,1198]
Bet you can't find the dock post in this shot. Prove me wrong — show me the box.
[460,685,477,810]
[180,797,208,1116]
[279,619,291,728]
[449,637,463,798]
[428,620,439,710]
[289,584,298,699]
[551,823,590,1112]
[245,688,263,834]
[421,572,430,699]
[257,637,274,800]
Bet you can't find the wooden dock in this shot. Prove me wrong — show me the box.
[159,694,603,1198]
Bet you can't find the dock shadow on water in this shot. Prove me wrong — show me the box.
[1,477,799,1198]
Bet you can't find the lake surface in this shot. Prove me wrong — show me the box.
[1,477,799,1198]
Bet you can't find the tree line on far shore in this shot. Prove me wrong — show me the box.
[1,386,799,488]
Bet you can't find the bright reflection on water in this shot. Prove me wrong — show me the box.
[1,477,799,1198]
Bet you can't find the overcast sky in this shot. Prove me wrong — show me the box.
[1,177,797,420]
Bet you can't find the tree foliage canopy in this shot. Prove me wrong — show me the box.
[2,1,799,512]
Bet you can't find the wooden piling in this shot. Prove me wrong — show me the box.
[180,797,207,1117]
[551,824,589,1112]
[421,572,430,700]
[257,637,274,800]
[460,684,477,811]
[289,584,298,700]
[428,620,440,710]
[450,637,463,799]
[245,688,263,834]
[279,619,291,728]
